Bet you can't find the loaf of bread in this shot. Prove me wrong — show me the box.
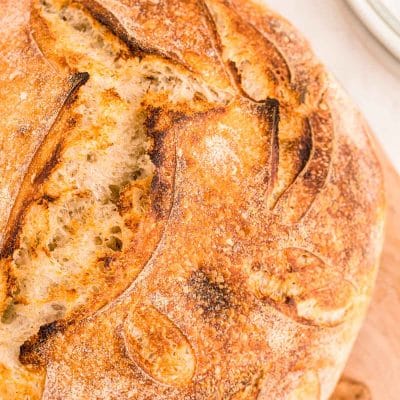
[0,0,385,398]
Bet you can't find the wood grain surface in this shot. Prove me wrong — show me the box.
[332,145,400,399]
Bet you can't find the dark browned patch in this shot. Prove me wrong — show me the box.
[145,107,187,134]
[69,71,90,89]
[0,202,28,258]
[144,106,181,220]
[19,320,66,367]
[65,72,90,106]
[227,59,242,86]
[145,107,169,168]
[144,106,162,131]
[40,194,57,203]
[66,116,77,128]
[263,98,280,135]
[33,142,62,185]
[97,255,114,270]
[150,178,170,219]
[261,98,280,195]
[146,116,169,219]
[148,131,166,168]
[37,321,62,342]
[187,269,231,317]
[297,118,312,170]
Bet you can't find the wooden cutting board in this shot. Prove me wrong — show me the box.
[332,145,400,399]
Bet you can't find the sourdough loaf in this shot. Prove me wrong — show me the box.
[0,0,385,399]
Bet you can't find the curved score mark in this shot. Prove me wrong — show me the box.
[93,107,179,318]
[18,95,182,376]
[121,304,196,387]
[204,0,291,101]
[205,0,334,221]
[228,3,293,85]
[78,0,235,95]
[0,71,89,258]
[262,98,280,198]
[18,105,179,368]
[271,105,334,225]
[203,0,321,213]
[248,247,354,326]
[198,0,242,94]
[200,0,255,100]
[267,116,312,209]
[78,0,189,68]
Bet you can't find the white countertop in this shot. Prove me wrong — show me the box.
[265,0,400,172]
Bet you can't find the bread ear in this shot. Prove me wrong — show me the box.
[77,0,234,93]
[0,0,89,255]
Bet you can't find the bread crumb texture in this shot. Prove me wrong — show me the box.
[0,0,384,399]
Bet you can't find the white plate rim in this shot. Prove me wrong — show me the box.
[347,0,400,61]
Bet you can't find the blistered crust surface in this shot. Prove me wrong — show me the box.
[0,0,385,399]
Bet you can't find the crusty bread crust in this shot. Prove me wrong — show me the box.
[0,1,385,399]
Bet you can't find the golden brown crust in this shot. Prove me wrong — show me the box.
[76,0,235,93]
[0,0,385,399]
[0,0,88,256]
